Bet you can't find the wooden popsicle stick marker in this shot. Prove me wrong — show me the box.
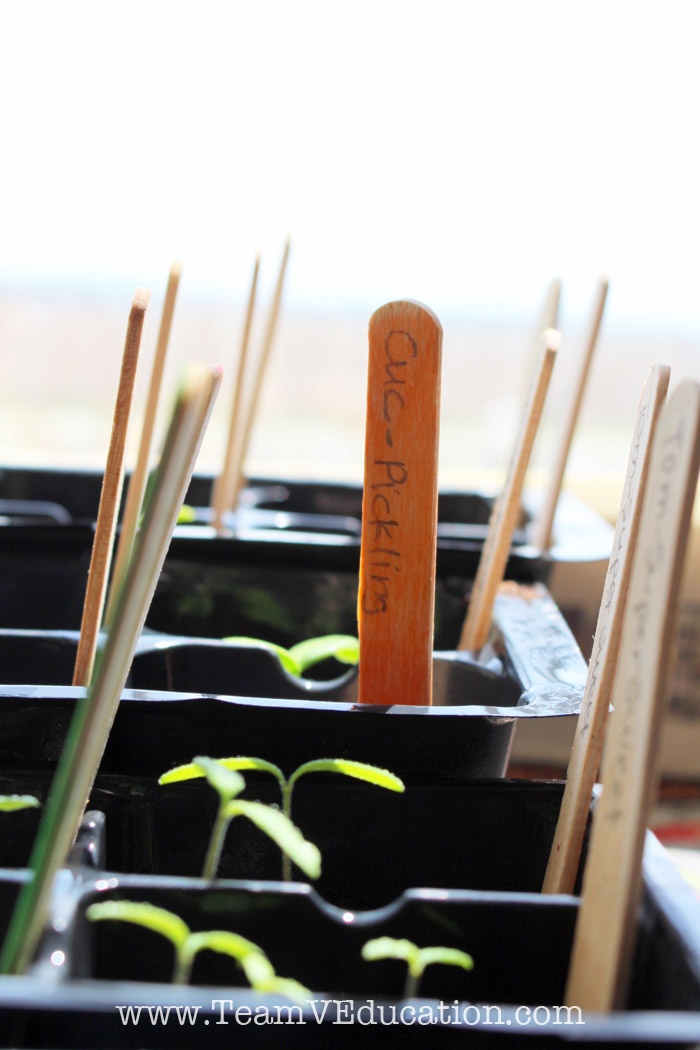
[105,263,182,624]
[211,254,260,532]
[543,364,670,895]
[72,289,150,686]
[533,276,609,550]
[565,380,700,1012]
[0,362,223,976]
[357,300,442,707]
[459,329,559,652]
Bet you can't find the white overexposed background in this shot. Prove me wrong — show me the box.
[0,0,698,509]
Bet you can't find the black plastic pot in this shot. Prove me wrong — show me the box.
[0,468,552,636]
[0,518,545,638]
[0,787,698,1047]
[0,466,522,536]
[0,779,586,907]
[0,467,611,567]
[0,581,586,783]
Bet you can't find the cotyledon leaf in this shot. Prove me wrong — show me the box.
[0,796,40,812]
[288,759,405,793]
[223,799,321,879]
[288,634,359,673]
[86,901,190,951]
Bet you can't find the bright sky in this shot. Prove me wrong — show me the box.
[1,0,699,332]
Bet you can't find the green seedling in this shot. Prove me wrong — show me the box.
[221,634,359,677]
[362,937,474,1000]
[160,755,404,881]
[0,796,40,813]
[87,899,309,1000]
[159,756,320,881]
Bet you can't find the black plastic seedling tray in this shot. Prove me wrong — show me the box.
[0,580,586,783]
[0,785,698,1047]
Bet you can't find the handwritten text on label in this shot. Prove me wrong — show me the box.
[362,330,417,615]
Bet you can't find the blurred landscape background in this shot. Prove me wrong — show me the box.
[1,1,698,525]
[1,277,698,528]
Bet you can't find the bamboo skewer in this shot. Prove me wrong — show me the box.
[524,278,561,376]
[537,277,561,340]
[458,329,559,652]
[533,276,609,550]
[72,290,150,687]
[0,362,223,977]
[228,238,290,510]
[543,364,670,895]
[104,263,182,625]
[357,300,442,707]
[211,255,260,532]
[565,380,700,1012]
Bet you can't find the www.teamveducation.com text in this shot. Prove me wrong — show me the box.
[115,999,586,1028]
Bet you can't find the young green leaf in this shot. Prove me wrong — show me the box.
[221,637,299,675]
[192,756,246,804]
[362,936,474,998]
[224,799,321,880]
[0,795,40,812]
[185,934,311,1002]
[184,929,269,971]
[257,975,312,1005]
[288,759,405,794]
[87,900,190,952]
[414,946,475,974]
[362,937,417,965]
[213,756,285,783]
[158,759,246,800]
[288,635,359,673]
[159,756,284,788]
[87,901,310,998]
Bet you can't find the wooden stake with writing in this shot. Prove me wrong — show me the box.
[565,380,700,1012]
[357,300,442,707]
[459,329,558,652]
[73,289,150,686]
[543,364,669,895]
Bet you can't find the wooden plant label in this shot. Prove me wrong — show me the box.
[357,301,442,707]
[543,364,669,895]
[565,380,700,1012]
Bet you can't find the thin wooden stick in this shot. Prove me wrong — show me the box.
[532,276,609,550]
[543,365,669,895]
[357,300,442,707]
[458,329,559,652]
[211,254,260,532]
[104,263,182,625]
[526,277,561,371]
[72,289,150,686]
[565,380,700,1012]
[0,362,223,977]
[230,237,290,506]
